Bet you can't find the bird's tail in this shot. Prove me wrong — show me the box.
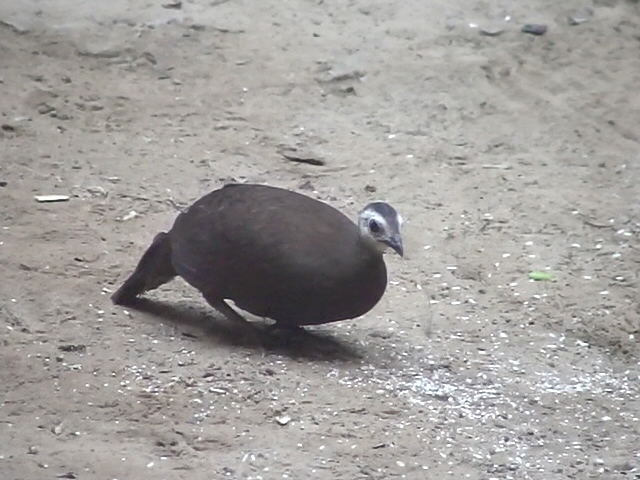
[111,232,177,305]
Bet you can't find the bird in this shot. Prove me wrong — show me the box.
[111,183,403,329]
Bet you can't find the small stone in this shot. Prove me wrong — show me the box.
[55,472,77,479]
[522,24,547,35]
[480,25,505,36]
[568,8,593,25]
[77,47,123,58]
[28,445,38,454]
[58,344,86,353]
[86,186,107,196]
[37,103,56,115]
[493,418,508,428]
[316,61,366,84]
[335,85,356,96]
[162,0,182,8]
[275,415,292,426]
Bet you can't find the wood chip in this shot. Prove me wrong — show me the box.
[482,164,511,169]
[35,195,70,203]
[279,149,325,166]
[121,211,138,221]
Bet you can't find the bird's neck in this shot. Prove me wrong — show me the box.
[358,234,386,257]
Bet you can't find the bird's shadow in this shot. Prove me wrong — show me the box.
[126,298,363,362]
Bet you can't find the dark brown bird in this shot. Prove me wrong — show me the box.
[111,184,403,328]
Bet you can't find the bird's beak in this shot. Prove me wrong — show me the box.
[384,234,404,257]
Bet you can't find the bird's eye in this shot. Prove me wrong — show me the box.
[369,219,381,233]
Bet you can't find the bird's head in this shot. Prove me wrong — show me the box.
[357,202,404,257]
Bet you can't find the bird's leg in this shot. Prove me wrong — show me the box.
[209,298,250,325]
[201,293,264,346]
[264,322,309,348]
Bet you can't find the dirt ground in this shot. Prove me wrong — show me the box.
[1,0,640,479]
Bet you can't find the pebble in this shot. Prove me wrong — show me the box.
[37,103,56,115]
[522,24,547,36]
[480,25,505,36]
[86,186,107,196]
[568,8,593,25]
[77,47,123,58]
[162,0,182,8]
[275,415,292,426]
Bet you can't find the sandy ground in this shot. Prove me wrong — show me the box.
[1,0,640,479]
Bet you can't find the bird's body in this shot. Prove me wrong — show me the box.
[112,184,403,328]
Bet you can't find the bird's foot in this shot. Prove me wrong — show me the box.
[265,322,307,334]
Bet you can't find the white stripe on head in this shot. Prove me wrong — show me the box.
[358,203,401,239]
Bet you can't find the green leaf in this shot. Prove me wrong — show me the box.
[528,271,555,281]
